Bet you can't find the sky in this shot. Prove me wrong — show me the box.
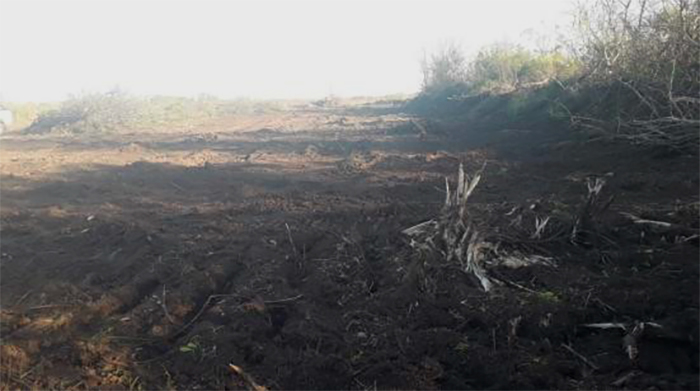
[0,0,574,102]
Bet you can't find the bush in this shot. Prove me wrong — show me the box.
[414,0,698,149]
[571,0,699,123]
[0,101,57,130]
[467,44,579,94]
[25,91,223,135]
[419,43,579,98]
[564,0,700,147]
[26,91,142,134]
[420,43,469,93]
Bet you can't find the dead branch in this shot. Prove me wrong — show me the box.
[402,220,438,236]
[161,285,176,324]
[26,304,74,311]
[620,212,672,227]
[672,96,700,104]
[619,80,659,118]
[611,371,641,387]
[561,343,600,370]
[620,212,700,237]
[572,177,613,245]
[582,322,627,330]
[532,216,550,239]
[285,223,298,258]
[263,294,304,305]
[13,290,32,307]
[170,181,185,192]
[167,295,219,341]
[228,364,267,391]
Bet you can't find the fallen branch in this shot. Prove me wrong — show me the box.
[161,285,176,324]
[285,223,299,259]
[620,212,700,238]
[167,295,219,341]
[571,177,613,245]
[26,304,74,311]
[582,322,627,330]
[561,343,599,370]
[582,321,663,363]
[531,216,550,239]
[228,364,267,391]
[170,181,185,192]
[620,212,673,228]
[611,371,641,387]
[494,275,538,294]
[264,294,304,305]
[13,290,32,307]
[402,220,438,236]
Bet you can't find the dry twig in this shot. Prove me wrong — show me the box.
[561,343,600,370]
[161,285,176,324]
[264,294,304,305]
[285,223,299,259]
[620,212,672,228]
[228,364,267,391]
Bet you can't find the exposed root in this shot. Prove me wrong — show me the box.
[403,163,555,292]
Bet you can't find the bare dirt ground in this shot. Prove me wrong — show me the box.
[1,101,698,390]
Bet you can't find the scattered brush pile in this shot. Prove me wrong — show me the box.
[399,162,700,370]
[400,163,644,295]
[402,163,556,292]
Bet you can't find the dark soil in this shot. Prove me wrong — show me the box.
[1,101,697,390]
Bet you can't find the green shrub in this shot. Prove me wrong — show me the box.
[418,43,579,101]
[420,43,470,93]
[26,91,143,134]
[467,44,579,94]
[0,101,57,130]
[571,0,699,123]
[25,91,224,135]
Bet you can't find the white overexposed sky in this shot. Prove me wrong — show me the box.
[0,0,574,102]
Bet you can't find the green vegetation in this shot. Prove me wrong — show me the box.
[454,337,470,355]
[18,91,288,135]
[421,42,577,95]
[420,43,469,94]
[417,0,699,148]
[179,339,202,354]
[23,91,221,135]
[0,101,58,130]
[468,44,579,94]
[535,290,561,304]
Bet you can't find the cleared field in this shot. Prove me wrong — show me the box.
[1,101,697,389]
